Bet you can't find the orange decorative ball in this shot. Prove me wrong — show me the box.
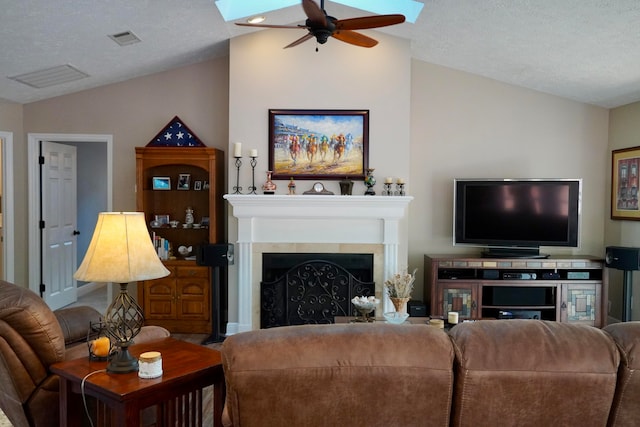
[92,336,110,357]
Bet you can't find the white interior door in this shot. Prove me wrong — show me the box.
[41,141,78,309]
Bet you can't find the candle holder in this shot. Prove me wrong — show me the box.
[233,156,243,194]
[383,182,393,196]
[248,156,258,194]
[395,182,405,196]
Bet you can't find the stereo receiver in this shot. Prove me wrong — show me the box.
[502,272,537,280]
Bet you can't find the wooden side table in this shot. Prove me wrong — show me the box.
[51,337,225,426]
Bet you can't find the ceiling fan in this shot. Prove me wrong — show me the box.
[235,0,406,49]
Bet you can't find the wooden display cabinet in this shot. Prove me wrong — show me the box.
[136,146,224,333]
[424,254,608,327]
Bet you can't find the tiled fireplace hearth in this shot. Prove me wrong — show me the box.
[224,194,413,333]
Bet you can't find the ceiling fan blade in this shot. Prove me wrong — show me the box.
[284,33,315,49]
[332,30,378,48]
[302,0,327,27]
[235,22,306,30]
[335,14,405,31]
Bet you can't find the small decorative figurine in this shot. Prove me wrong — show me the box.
[288,177,296,195]
[185,207,194,225]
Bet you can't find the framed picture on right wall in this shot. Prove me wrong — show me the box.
[612,145,640,220]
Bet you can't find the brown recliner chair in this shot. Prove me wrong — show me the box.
[604,321,640,426]
[0,280,170,427]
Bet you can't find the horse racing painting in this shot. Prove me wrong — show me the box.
[268,109,369,180]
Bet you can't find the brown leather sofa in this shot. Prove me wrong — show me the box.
[221,320,640,427]
[0,280,170,427]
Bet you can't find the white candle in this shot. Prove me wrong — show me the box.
[396,178,405,184]
[385,177,393,184]
[448,311,459,324]
[233,142,242,157]
[250,148,258,157]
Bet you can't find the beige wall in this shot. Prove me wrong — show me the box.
[24,57,230,211]
[227,30,412,326]
[607,101,640,319]
[228,30,411,195]
[0,32,616,318]
[409,61,610,301]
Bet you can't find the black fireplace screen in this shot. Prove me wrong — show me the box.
[261,256,375,328]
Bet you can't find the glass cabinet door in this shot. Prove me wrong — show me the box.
[560,283,601,326]
[439,283,479,319]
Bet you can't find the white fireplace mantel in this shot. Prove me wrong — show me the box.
[224,194,413,333]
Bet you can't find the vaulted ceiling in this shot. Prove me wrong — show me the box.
[2,1,639,108]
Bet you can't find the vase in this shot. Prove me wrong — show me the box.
[262,171,277,194]
[339,177,353,195]
[364,168,376,195]
[390,297,410,314]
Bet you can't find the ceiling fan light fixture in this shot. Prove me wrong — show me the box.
[247,15,266,24]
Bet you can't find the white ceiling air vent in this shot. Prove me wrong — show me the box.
[9,64,90,89]
[109,31,141,46]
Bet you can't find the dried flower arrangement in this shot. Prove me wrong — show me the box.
[384,269,417,299]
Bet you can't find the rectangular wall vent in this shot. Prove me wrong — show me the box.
[9,64,90,89]
[109,31,141,46]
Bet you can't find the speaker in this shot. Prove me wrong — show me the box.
[605,246,640,271]
[196,243,234,267]
[407,300,428,317]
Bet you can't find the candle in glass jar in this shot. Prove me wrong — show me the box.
[448,311,459,324]
[233,142,242,157]
[250,148,258,157]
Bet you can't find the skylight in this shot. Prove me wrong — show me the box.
[215,0,298,22]
[215,0,423,24]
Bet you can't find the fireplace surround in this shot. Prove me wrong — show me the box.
[224,194,413,333]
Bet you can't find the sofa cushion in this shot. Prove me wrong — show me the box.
[449,320,620,427]
[222,323,455,427]
[603,321,640,426]
[54,305,102,346]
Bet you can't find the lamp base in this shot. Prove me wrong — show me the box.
[107,344,139,374]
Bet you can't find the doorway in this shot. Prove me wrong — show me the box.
[0,131,14,283]
[27,133,113,310]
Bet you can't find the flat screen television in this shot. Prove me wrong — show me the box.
[453,179,582,258]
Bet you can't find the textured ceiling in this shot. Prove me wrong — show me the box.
[1,0,639,108]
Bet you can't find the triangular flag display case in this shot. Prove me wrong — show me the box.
[146,116,206,147]
[135,117,225,334]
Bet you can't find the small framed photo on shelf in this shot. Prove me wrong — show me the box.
[194,180,202,191]
[154,214,170,226]
[203,181,210,190]
[152,176,171,190]
[201,216,210,227]
[177,174,191,190]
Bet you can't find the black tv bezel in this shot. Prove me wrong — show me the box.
[453,178,582,257]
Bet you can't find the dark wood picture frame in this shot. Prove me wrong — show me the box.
[612,146,640,220]
[268,109,369,180]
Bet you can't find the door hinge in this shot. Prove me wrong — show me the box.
[39,155,45,165]
[39,220,45,229]
[39,283,46,296]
